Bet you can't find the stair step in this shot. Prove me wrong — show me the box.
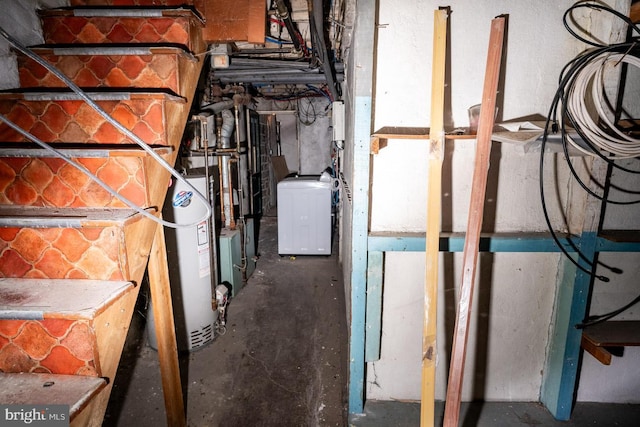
[69,0,205,16]
[0,372,107,421]
[0,278,135,376]
[0,206,136,227]
[18,46,196,96]
[0,146,172,209]
[39,8,204,52]
[0,278,134,320]
[0,90,185,146]
[0,207,148,280]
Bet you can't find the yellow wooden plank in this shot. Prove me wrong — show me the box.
[421,8,448,427]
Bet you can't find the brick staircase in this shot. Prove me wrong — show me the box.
[0,1,206,425]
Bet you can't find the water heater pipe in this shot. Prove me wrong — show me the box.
[218,108,235,229]
[202,135,219,308]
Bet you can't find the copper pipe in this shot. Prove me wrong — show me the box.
[227,157,236,230]
[218,156,225,225]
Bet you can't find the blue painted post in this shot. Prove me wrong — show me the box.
[347,1,376,415]
[348,94,372,415]
[541,232,597,420]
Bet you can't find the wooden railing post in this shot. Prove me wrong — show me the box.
[147,221,186,427]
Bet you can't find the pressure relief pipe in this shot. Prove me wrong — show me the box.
[219,108,235,229]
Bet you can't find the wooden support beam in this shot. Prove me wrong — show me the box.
[147,222,186,427]
[581,335,613,365]
[421,8,448,427]
[347,0,376,414]
[443,16,506,427]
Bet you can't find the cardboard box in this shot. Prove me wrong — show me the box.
[203,0,266,44]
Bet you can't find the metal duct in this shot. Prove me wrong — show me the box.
[200,100,235,114]
[219,108,235,148]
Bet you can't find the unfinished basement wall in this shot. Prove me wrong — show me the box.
[254,98,333,217]
[365,0,640,404]
[0,0,68,89]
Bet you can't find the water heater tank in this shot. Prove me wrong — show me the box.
[148,173,217,351]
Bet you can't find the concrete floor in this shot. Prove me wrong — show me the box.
[349,401,640,426]
[104,214,348,426]
[103,214,640,426]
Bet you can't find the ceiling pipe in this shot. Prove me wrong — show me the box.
[215,72,344,85]
[230,58,345,71]
[273,0,305,54]
[309,0,340,100]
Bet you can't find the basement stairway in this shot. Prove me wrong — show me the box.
[0,1,206,425]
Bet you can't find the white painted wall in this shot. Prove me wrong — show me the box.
[366,0,640,404]
[0,0,68,89]
[297,98,333,175]
[255,98,333,176]
[278,99,333,176]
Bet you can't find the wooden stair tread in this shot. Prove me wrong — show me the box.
[0,372,107,419]
[27,45,194,57]
[581,321,640,365]
[68,0,204,11]
[38,6,204,53]
[0,90,185,103]
[39,7,202,19]
[0,205,136,222]
[599,230,640,243]
[0,206,138,227]
[17,46,197,96]
[0,146,172,158]
[582,321,640,347]
[0,278,134,320]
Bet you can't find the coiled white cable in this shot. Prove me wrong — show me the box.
[0,25,212,229]
[565,51,640,159]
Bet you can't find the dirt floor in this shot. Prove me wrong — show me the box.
[103,214,348,426]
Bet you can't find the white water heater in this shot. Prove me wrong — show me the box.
[148,172,217,352]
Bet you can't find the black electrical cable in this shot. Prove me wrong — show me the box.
[539,2,640,322]
[538,51,616,280]
[556,46,640,184]
[577,293,640,329]
[539,123,611,282]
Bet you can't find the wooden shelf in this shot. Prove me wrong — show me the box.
[581,321,640,365]
[370,126,476,154]
[600,230,640,243]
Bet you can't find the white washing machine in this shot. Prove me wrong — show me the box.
[277,173,332,255]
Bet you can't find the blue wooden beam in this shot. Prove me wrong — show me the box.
[540,231,598,420]
[367,232,640,253]
[368,232,577,253]
[347,0,376,413]
[348,94,372,415]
